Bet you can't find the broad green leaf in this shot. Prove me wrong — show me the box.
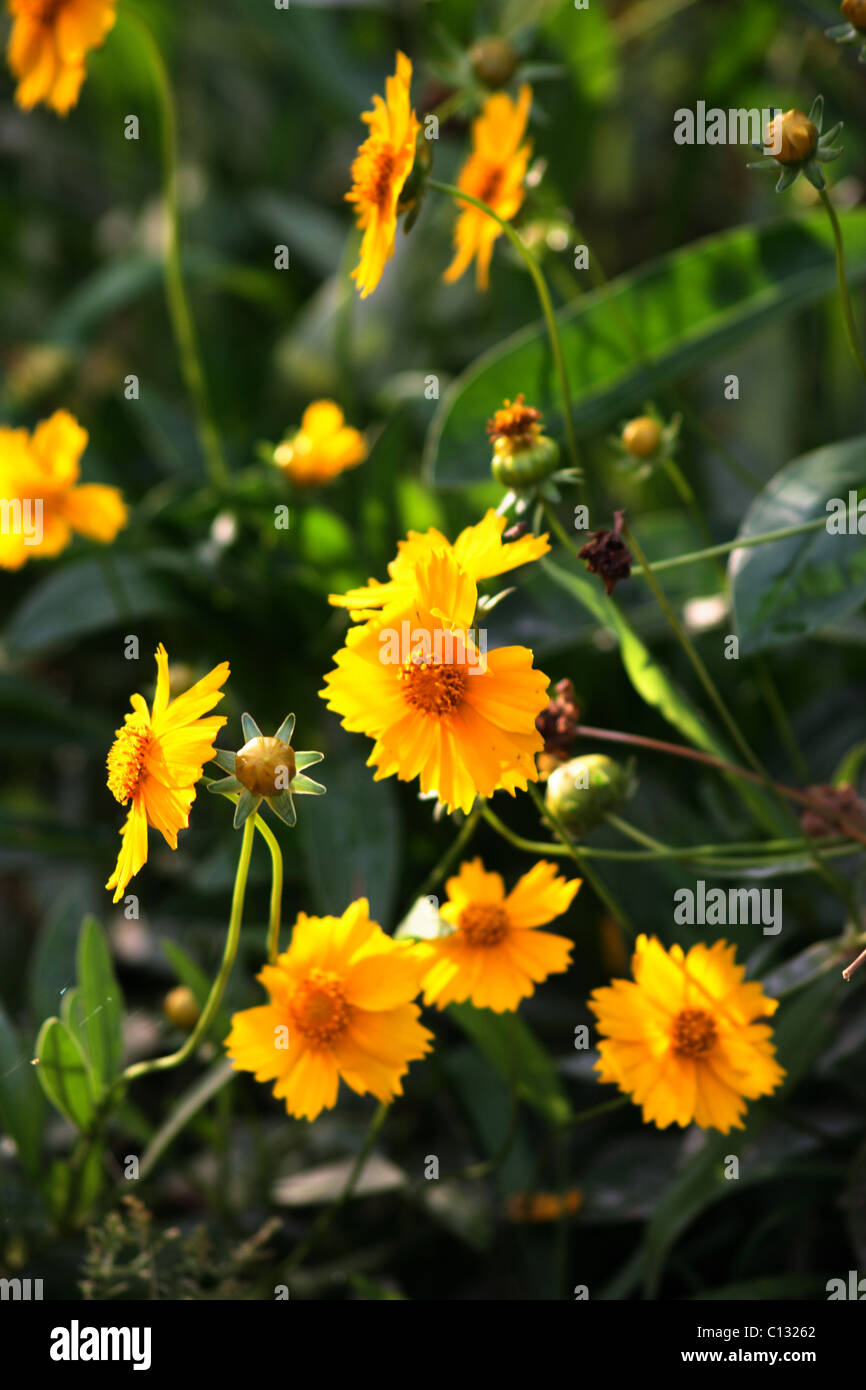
[77,917,124,1090]
[730,437,866,653]
[5,556,187,658]
[450,1002,572,1127]
[299,749,401,924]
[541,556,784,831]
[34,1018,97,1133]
[424,212,866,485]
[0,1002,44,1179]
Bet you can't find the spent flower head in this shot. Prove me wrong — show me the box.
[208,713,325,829]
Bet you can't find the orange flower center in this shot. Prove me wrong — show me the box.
[352,138,397,211]
[487,394,543,447]
[106,714,151,804]
[399,659,466,716]
[671,1007,718,1059]
[458,902,510,947]
[478,165,504,205]
[18,0,66,22]
[287,969,351,1046]
[235,736,296,797]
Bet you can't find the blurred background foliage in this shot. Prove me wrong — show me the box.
[1,0,866,1300]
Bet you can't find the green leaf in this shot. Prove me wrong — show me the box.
[5,556,187,658]
[299,749,401,924]
[541,556,783,831]
[0,1002,44,1179]
[730,438,866,652]
[76,917,124,1091]
[449,1003,572,1127]
[424,212,866,485]
[34,1018,97,1133]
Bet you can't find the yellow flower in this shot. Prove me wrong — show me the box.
[443,84,532,290]
[346,51,419,299]
[421,857,578,1012]
[329,508,550,620]
[273,401,367,488]
[321,548,548,813]
[0,409,126,570]
[588,935,785,1133]
[225,899,433,1121]
[105,645,230,903]
[6,0,117,116]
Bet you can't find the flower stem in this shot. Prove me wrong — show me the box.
[414,800,484,903]
[429,179,581,474]
[527,783,638,939]
[284,1101,390,1277]
[129,9,231,489]
[255,814,284,964]
[818,187,866,387]
[122,818,255,1082]
[629,515,831,577]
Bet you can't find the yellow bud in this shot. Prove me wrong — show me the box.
[765,109,818,166]
[235,736,296,797]
[470,36,519,88]
[622,416,662,459]
[163,986,200,1032]
[842,0,866,33]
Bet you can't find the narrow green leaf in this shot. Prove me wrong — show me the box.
[0,1002,44,1179]
[76,916,125,1090]
[450,1003,572,1127]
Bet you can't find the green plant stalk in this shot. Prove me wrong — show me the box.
[628,515,830,577]
[526,783,638,939]
[123,818,255,1082]
[284,1101,390,1277]
[428,179,581,474]
[130,10,230,489]
[202,778,284,961]
[819,187,866,387]
[414,800,484,904]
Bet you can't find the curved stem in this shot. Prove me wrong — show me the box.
[527,783,638,940]
[819,187,866,386]
[128,9,231,489]
[429,179,581,474]
[254,814,284,964]
[414,800,484,904]
[629,516,833,577]
[123,818,256,1082]
[284,1101,389,1277]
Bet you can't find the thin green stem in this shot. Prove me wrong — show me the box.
[255,815,284,964]
[566,1095,630,1127]
[628,516,829,577]
[284,1102,389,1277]
[129,9,230,489]
[414,800,484,903]
[429,179,581,474]
[123,818,255,1082]
[819,187,866,386]
[527,783,638,939]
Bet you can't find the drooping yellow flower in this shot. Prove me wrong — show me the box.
[443,84,532,291]
[421,858,578,1012]
[6,0,117,116]
[0,410,126,570]
[329,508,549,620]
[321,548,548,813]
[273,401,367,488]
[588,935,785,1134]
[346,51,419,298]
[225,899,433,1121]
[105,645,230,903]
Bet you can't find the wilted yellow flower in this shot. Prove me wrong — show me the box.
[105,645,229,903]
[6,0,117,115]
[346,51,419,298]
[588,935,785,1133]
[329,508,549,620]
[273,401,367,488]
[421,858,578,1012]
[225,899,433,1121]
[443,84,532,290]
[0,409,126,570]
[321,548,548,813]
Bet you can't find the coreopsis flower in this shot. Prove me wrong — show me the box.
[105,645,230,903]
[273,401,367,488]
[748,97,842,193]
[443,84,532,291]
[6,0,117,115]
[421,857,579,1012]
[329,507,549,621]
[321,548,549,813]
[225,899,433,1121]
[588,935,785,1133]
[207,712,325,829]
[346,51,420,298]
[0,410,126,570]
